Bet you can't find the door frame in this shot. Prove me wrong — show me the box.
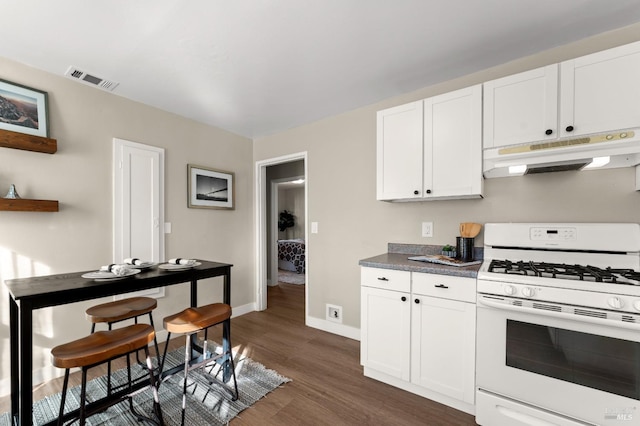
[255,152,308,312]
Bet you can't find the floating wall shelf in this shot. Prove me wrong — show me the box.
[0,128,57,154]
[0,198,59,212]
[0,129,59,211]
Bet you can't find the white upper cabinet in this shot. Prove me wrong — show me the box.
[560,41,640,138]
[484,40,640,149]
[483,65,558,148]
[376,101,424,200]
[425,85,483,199]
[377,85,483,201]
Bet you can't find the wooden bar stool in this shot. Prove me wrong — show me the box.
[86,297,161,391]
[160,303,238,426]
[51,323,163,426]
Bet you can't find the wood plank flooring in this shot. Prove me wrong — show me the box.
[0,283,478,425]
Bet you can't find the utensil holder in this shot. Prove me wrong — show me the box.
[456,237,474,262]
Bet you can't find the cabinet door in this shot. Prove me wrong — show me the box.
[361,286,411,380]
[483,65,558,148]
[424,85,483,198]
[411,295,476,404]
[560,41,640,138]
[376,101,424,200]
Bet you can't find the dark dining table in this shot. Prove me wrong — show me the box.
[4,259,233,426]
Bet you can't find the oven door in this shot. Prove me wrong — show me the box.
[477,293,640,426]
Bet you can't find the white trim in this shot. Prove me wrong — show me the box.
[255,152,308,313]
[306,316,361,341]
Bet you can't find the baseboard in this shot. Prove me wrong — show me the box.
[231,302,255,318]
[306,316,361,341]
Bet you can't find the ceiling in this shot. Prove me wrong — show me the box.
[2,1,640,139]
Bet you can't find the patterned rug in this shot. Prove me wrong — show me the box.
[278,269,305,285]
[0,344,290,425]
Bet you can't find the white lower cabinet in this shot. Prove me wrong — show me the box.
[361,285,411,380]
[361,267,476,415]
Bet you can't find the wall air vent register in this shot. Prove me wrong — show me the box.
[64,66,119,92]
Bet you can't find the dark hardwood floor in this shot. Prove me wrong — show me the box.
[0,282,478,425]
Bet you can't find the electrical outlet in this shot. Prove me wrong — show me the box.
[422,221,433,237]
[326,304,342,323]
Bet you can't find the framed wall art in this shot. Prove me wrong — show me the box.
[0,79,49,137]
[188,164,234,210]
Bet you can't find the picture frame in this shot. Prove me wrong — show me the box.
[0,79,49,138]
[188,164,234,210]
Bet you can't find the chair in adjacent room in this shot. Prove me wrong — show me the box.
[160,303,238,426]
[50,323,163,426]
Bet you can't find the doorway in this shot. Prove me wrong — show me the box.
[272,176,305,286]
[255,153,307,313]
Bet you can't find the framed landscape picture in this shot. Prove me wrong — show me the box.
[0,79,49,137]
[188,164,234,210]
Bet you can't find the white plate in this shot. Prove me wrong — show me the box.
[158,262,202,271]
[125,262,157,270]
[82,269,141,281]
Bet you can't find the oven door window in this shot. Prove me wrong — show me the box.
[507,320,640,400]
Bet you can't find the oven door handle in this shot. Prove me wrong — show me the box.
[477,294,640,331]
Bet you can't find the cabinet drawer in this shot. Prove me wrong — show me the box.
[412,273,476,303]
[361,267,410,292]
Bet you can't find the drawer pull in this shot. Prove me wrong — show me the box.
[434,284,449,289]
[377,277,389,281]
[401,296,407,302]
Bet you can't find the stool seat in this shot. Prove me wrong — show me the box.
[164,303,232,334]
[51,323,162,425]
[160,302,237,425]
[52,324,155,369]
[86,297,157,324]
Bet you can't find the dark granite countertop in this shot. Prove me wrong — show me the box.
[359,243,483,279]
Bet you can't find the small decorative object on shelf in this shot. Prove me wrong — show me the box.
[441,244,456,258]
[4,184,20,199]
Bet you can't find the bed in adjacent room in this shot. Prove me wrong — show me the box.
[277,238,306,274]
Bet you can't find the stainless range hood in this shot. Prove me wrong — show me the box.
[483,129,640,178]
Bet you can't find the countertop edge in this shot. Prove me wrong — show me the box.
[359,253,481,279]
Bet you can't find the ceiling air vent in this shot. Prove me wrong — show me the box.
[64,66,119,92]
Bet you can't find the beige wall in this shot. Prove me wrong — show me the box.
[0,57,253,391]
[254,23,640,329]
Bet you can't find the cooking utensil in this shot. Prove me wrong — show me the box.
[460,222,482,238]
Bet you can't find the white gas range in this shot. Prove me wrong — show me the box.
[475,223,640,426]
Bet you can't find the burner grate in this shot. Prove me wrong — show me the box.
[488,260,640,285]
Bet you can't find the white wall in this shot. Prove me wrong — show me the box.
[253,23,640,331]
[0,57,253,393]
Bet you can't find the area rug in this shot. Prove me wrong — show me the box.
[0,344,290,425]
[278,269,305,285]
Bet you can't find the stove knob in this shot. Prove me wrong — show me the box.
[634,301,640,312]
[504,285,516,295]
[522,287,535,298]
[608,297,624,310]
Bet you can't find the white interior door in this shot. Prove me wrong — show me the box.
[113,138,165,298]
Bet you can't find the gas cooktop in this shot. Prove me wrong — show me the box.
[488,259,640,286]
